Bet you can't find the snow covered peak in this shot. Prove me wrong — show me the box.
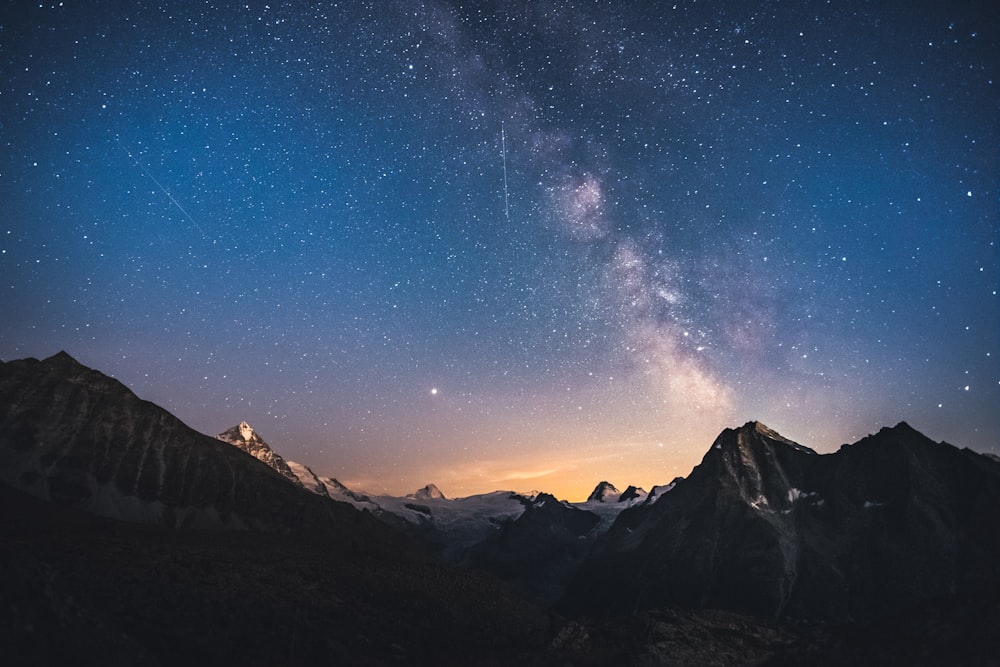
[238,421,255,442]
[215,423,303,489]
[618,485,648,503]
[411,483,446,500]
[587,481,620,503]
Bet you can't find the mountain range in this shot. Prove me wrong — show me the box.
[562,421,1000,623]
[2,352,998,665]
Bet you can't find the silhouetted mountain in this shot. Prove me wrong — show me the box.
[4,354,997,663]
[562,421,1000,623]
[0,353,555,664]
[0,353,395,535]
[618,484,647,503]
[471,493,601,606]
[587,480,620,502]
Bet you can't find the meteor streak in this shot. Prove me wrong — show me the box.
[116,137,208,238]
[501,121,510,223]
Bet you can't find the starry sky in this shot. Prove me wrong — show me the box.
[2,1,997,500]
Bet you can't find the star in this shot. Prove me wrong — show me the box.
[0,0,995,499]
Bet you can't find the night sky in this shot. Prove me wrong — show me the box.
[2,1,997,500]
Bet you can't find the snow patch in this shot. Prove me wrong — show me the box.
[286,460,329,497]
[238,421,254,442]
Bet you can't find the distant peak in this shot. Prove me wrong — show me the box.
[411,483,446,500]
[618,485,648,503]
[587,481,620,502]
[42,351,83,368]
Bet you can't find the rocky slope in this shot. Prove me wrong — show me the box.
[0,353,561,664]
[0,352,394,538]
[470,492,602,606]
[562,421,1000,622]
[216,421,304,489]
[4,354,997,663]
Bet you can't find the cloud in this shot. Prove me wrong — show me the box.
[495,466,566,481]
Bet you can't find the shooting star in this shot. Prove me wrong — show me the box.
[116,137,209,239]
[501,121,510,223]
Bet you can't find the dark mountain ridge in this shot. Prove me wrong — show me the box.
[4,353,998,664]
[469,492,601,606]
[0,352,392,538]
[0,352,554,664]
[562,420,1000,623]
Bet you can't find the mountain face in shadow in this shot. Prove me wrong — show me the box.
[216,420,305,489]
[469,492,601,606]
[0,352,391,538]
[3,353,998,664]
[561,421,1000,622]
[0,353,551,664]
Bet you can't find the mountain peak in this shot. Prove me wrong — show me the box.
[216,423,302,488]
[587,481,620,502]
[618,485,648,503]
[238,421,255,442]
[720,421,814,455]
[693,421,818,514]
[411,483,446,500]
[888,421,919,435]
[46,350,80,365]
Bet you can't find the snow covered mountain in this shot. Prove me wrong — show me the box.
[410,482,446,500]
[216,422,305,489]
[210,426,660,581]
[285,459,330,496]
[586,480,620,502]
[214,424,375,511]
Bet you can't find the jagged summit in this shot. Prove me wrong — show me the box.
[587,481,620,502]
[564,420,1000,623]
[712,421,816,456]
[618,485,647,503]
[216,422,303,488]
[411,483,446,500]
[217,420,259,444]
[646,478,682,503]
[693,421,818,514]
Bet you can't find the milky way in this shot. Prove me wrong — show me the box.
[2,1,997,499]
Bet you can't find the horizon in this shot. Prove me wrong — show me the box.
[4,348,985,504]
[2,3,996,502]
